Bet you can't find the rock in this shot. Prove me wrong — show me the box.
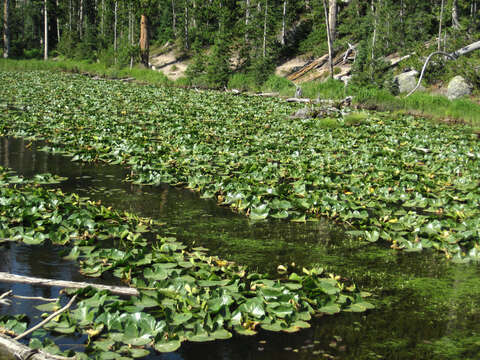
[394,70,425,93]
[290,107,313,119]
[447,76,473,100]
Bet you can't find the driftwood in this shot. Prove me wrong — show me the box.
[253,92,280,97]
[286,98,311,103]
[0,272,139,297]
[0,334,75,360]
[407,40,480,97]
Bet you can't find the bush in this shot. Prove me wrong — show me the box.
[23,48,42,59]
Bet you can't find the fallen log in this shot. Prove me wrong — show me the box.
[286,98,312,103]
[287,54,329,81]
[253,92,280,97]
[0,272,139,297]
[0,334,75,360]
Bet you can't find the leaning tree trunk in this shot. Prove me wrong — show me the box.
[140,14,149,67]
[407,40,480,97]
[44,0,48,60]
[3,0,9,58]
[322,0,334,78]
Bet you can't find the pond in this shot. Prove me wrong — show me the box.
[1,136,480,360]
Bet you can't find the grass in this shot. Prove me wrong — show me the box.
[2,58,480,125]
[0,58,172,86]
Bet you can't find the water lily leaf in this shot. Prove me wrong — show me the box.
[171,313,192,326]
[154,340,181,353]
[129,348,150,358]
[92,339,115,352]
[211,329,232,340]
[239,298,266,318]
[249,204,269,220]
[364,230,380,243]
[35,302,60,312]
[319,304,341,315]
[233,326,257,336]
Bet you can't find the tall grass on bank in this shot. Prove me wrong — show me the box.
[354,87,480,125]
[0,58,171,86]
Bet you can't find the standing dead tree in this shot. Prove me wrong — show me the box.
[407,40,480,97]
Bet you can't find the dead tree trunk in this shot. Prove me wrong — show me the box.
[44,0,48,60]
[56,0,60,42]
[328,0,337,42]
[281,0,286,46]
[407,40,480,97]
[140,14,149,67]
[452,0,460,30]
[438,0,444,51]
[3,0,9,58]
[322,0,334,78]
[245,0,250,43]
[262,0,268,58]
[114,0,117,64]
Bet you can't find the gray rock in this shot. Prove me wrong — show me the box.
[394,70,424,93]
[447,76,473,100]
[290,107,312,119]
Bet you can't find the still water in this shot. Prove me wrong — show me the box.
[1,137,480,360]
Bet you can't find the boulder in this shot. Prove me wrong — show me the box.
[394,70,425,94]
[447,76,473,100]
[290,107,313,119]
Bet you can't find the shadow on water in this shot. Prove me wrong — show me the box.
[1,136,480,359]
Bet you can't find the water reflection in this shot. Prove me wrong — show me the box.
[1,136,480,359]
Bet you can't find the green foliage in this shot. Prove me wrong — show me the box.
[350,40,395,91]
[205,35,231,88]
[185,39,207,84]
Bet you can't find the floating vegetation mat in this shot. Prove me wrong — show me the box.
[0,166,373,359]
[0,71,479,260]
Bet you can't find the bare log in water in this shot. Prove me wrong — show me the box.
[0,272,139,297]
[0,334,75,360]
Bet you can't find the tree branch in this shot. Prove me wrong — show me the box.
[14,295,77,341]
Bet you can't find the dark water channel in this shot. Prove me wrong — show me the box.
[1,137,480,360]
